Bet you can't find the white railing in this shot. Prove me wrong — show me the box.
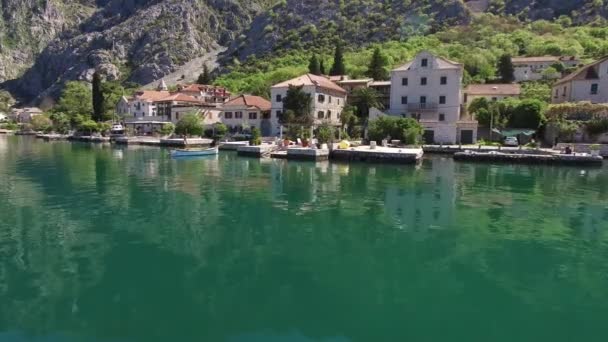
[124,116,169,123]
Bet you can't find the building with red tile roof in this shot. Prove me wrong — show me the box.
[221,95,272,135]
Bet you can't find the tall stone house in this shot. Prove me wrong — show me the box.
[270,74,347,136]
[552,56,608,104]
[388,51,477,144]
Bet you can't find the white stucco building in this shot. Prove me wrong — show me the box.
[220,95,272,135]
[552,56,608,104]
[388,51,477,144]
[512,56,561,82]
[270,74,347,136]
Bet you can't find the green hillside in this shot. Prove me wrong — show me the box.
[216,14,608,97]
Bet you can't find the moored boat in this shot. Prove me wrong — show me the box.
[170,147,219,157]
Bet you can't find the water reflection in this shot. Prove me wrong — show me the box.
[1,136,608,341]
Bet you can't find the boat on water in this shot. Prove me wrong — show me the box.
[170,147,219,157]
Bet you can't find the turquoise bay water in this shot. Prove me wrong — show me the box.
[1,136,608,341]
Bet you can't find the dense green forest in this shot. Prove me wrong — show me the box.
[215,14,608,97]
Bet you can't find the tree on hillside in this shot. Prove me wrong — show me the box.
[366,47,388,80]
[198,64,212,84]
[101,81,125,120]
[282,85,312,125]
[92,71,105,122]
[308,55,321,75]
[330,42,346,76]
[352,88,382,119]
[55,81,93,120]
[497,54,515,83]
[319,59,326,75]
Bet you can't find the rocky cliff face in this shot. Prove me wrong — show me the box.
[10,0,268,101]
[0,0,96,82]
[2,0,608,103]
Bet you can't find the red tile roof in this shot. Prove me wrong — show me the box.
[178,84,230,94]
[223,95,271,111]
[134,90,171,102]
[272,74,347,95]
[465,84,521,96]
[512,56,559,64]
[158,93,205,103]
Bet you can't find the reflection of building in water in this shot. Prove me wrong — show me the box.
[384,158,457,233]
[269,161,343,212]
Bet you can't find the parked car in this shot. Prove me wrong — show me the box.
[503,137,519,146]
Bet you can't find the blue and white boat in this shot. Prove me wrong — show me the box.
[170,147,219,157]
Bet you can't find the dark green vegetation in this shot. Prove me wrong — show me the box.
[175,113,204,137]
[545,102,608,141]
[216,14,608,96]
[2,137,608,340]
[368,116,424,144]
[43,78,132,134]
[468,97,546,128]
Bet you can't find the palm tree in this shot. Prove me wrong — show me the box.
[352,87,383,120]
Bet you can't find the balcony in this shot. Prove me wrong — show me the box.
[125,116,169,123]
[407,103,438,112]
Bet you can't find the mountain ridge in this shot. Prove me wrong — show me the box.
[1,0,607,104]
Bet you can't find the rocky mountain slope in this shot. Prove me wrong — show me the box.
[2,0,608,103]
[9,0,270,102]
[225,0,608,63]
[0,0,96,82]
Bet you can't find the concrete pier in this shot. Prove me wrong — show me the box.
[68,136,111,143]
[237,144,278,157]
[287,148,330,161]
[331,146,423,164]
[114,136,212,147]
[38,134,69,141]
[219,141,250,150]
[454,151,603,166]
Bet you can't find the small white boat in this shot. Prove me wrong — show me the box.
[170,147,219,157]
[110,124,125,135]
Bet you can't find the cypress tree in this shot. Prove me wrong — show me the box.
[308,55,321,75]
[366,47,388,80]
[198,64,211,84]
[330,42,346,76]
[497,54,515,83]
[319,59,326,75]
[92,71,105,122]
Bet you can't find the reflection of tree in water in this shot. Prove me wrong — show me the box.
[1,140,608,340]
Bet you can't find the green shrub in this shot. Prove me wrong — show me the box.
[368,116,423,145]
[250,127,262,146]
[175,113,203,137]
[160,123,175,136]
[214,123,228,139]
[316,123,335,144]
[50,112,71,134]
[586,118,608,135]
[79,120,99,134]
[31,115,52,132]
[0,122,18,130]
